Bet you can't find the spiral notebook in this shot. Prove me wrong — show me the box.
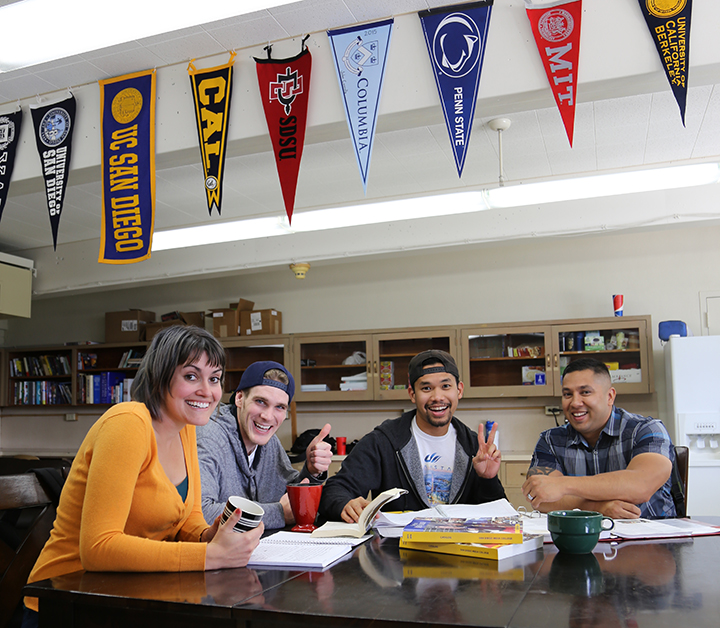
[247,531,371,569]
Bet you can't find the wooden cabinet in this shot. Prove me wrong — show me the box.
[500,459,531,510]
[461,315,653,397]
[76,343,146,405]
[6,347,73,406]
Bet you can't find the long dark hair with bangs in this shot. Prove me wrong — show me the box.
[131,325,225,421]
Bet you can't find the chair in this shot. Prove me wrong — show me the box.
[672,445,689,518]
[0,474,57,628]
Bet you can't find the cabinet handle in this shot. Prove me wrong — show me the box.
[374,360,378,374]
[554,354,558,368]
[546,354,550,368]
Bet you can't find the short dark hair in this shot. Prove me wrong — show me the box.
[131,325,225,420]
[562,357,611,382]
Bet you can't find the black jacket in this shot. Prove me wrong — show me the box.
[318,410,506,521]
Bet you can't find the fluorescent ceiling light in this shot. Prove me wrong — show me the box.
[151,163,720,252]
[0,0,296,73]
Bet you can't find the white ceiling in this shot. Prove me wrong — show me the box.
[1,0,719,296]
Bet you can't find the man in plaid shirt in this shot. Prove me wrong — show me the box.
[522,357,676,519]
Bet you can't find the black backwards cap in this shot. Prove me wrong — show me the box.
[408,350,460,388]
[236,360,295,402]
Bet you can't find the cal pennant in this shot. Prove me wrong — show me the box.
[188,52,235,215]
[636,0,691,125]
[327,19,393,194]
[0,109,22,226]
[255,44,311,224]
[419,1,493,178]
[98,69,156,264]
[525,0,582,147]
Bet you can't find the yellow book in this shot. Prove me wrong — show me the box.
[398,550,525,581]
[402,516,523,544]
[400,533,544,561]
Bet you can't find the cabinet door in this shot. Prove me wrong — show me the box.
[461,326,554,397]
[550,317,653,395]
[371,329,457,400]
[222,336,291,402]
[292,334,374,401]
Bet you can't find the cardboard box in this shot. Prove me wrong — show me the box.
[240,309,282,336]
[229,299,255,312]
[210,309,240,338]
[105,310,155,343]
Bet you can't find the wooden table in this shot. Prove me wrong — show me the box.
[25,531,720,628]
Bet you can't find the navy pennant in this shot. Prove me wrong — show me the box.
[30,95,76,250]
[419,1,493,178]
[0,109,22,226]
[636,0,692,125]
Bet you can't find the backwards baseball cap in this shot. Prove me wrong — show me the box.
[408,350,460,388]
[236,360,295,402]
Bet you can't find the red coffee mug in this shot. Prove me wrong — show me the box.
[336,436,347,455]
[287,483,323,532]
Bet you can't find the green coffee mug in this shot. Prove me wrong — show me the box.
[547,510,614,554]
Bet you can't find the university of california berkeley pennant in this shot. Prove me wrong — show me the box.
[255,46,312,225]
[30,95,76,249]
[98,69,156,264]
[327,19,393,194]
[188,52,235,215]
[636,0,691,125]
[419,1,493,178]
[0,109,22,226]
[525,0,582,147]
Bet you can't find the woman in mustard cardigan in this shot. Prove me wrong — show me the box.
[24,325,263,623]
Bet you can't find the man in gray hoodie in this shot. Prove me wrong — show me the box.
[197,361,332,529]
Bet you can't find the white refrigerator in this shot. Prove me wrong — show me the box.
[664,335,720,516]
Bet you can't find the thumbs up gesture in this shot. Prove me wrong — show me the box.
[306,423,333,476]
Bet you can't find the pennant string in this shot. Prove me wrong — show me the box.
[264,43,273,59]
[188,59,197,72]
[228,50,237,64]
[301,34,310,51]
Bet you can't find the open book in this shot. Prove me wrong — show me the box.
[247,531,367,570]
[311,487,408,538]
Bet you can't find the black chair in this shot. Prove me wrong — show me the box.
[672,445,689,518]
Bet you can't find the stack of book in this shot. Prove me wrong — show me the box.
[399,516,543,561]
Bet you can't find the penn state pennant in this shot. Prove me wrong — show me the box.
[327,19,393,194]
[636,0,691,125]
[0,109,22,226]
[99,69,156,264]
[188,52,235,215]
[419,1,493,178]
[526,0,582,147]
[255,45,312,224]
[30,95,76,250]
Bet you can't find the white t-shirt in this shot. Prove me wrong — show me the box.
[412,417,456,504]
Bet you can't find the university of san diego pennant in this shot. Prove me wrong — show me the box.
[636,0,691,125]
[327,19,393,194]
[30,95,76,249]
[98,69,156,264]
[188,52,235,215]
[419,1,493,178]
[0,109,22,226]
[255,46,312,225]
[525,0,582,147]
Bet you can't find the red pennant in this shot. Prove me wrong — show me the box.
[526,0,582,147]
[255,48,311,224]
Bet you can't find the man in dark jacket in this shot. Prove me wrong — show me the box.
[319,350,505,523]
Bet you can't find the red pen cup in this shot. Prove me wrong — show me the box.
[336,436,346,455]
[613,294,624,317]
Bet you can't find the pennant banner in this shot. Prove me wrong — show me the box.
[255,47,312,225]
[419,1,493,178]
[328,18,393,194]
[188,52,235,215]
[636,0,691,125]
[526,0,582,147]
[30,96,76,249]
[98,69,156,264]
[0,109,22,226]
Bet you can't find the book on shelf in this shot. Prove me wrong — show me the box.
[311,488,408,538]
[402,516,523,545]
[399,533,543,561]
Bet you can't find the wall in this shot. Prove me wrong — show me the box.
[2,220,718,454]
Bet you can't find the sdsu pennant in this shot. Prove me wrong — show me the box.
[526,0,582,147]
[255,46,312,225]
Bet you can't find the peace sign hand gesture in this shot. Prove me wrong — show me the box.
[472,422,501,479]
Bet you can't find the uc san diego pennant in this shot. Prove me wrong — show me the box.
[30,95,76,249]
[327,19,393,194]
[526,0,582,147]
[255,47,311,224]
[98,69,156,264]
[419,1,493,178]
[636,0,691,125]
[0,109,22,226]
[188,52,235,215]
